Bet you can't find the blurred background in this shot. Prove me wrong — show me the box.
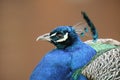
[0,0,120,80]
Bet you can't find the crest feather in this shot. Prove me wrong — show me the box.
[73,12,98,41]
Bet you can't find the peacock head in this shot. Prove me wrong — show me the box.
[36,26,80,49]
[36,12,98,49]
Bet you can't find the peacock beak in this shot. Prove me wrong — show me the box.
[36,33,51,41]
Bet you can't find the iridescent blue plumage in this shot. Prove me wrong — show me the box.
[30,12,99,80]
[30,26,96,80]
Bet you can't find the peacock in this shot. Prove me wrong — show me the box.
[30,12,120,80]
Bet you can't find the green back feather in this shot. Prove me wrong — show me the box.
[88,42,116,53]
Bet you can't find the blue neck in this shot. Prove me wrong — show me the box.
[64,37,83,51]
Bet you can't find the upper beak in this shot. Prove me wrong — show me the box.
[36,33,51,41]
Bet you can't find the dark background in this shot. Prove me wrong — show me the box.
[0,0,120,80]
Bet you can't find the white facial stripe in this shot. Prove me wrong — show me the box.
[50,33,57,37]
[56,33,68,42]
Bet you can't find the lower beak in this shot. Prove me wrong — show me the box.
[36,33,51,41]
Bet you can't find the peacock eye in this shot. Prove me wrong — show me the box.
[56,33,63,38]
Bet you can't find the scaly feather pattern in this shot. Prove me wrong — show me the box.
[73,39,120,80]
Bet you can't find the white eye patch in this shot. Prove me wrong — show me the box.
[56,32,68,42]
[50,32,57,37]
